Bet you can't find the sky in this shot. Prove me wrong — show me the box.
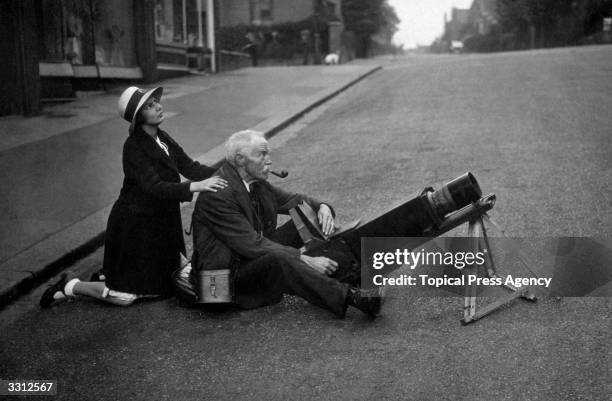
[388,0,474,48]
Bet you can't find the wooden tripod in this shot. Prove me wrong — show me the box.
[461,215,537,325]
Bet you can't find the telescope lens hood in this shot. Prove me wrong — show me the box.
[446,172,482,207]
[428,172,482,217]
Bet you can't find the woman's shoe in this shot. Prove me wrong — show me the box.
[90,270,106,282]
[39,273,69,308]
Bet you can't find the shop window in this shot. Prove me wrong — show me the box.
[36,0,135,67]
[37,0,94,64]
[325,1,337,17]
[37,0,64,61]
[155,0,179,43]
[93,0,136,66]
[186,0,206,46]
[155,0,204,46]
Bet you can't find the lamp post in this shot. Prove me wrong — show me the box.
[206,0,216,72]
[197,0,204,47]
[313,0,322,64]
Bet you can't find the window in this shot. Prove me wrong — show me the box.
[35,0,136,68]
[37,0,93,64]
[251,0,273,24]
[259,0,272,20]
[155,0,204,46]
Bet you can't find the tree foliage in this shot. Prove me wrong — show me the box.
[341,0,383,35]
[582,0,612,36]
[380,1,400,36]
[341,0,400,35]
[494,0,612,49]
[498,0,574,27]
[341,0,400,56]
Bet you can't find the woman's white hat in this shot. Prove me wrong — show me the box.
[117,86,163,132]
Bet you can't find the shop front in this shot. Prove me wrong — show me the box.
[1,0,214,115]
[154,0,213,74]
[36,0,144,97]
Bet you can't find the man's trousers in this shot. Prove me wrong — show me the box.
[233,221,350,317]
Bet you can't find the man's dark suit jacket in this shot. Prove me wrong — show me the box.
[191,162,328,273]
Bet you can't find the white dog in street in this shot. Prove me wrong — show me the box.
[324,53,339,65]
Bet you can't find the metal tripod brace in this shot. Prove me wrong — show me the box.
[461,214,537,325]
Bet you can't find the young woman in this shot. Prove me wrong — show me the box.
[40,86,226,307]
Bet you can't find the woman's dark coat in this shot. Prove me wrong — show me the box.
[103,127,214,295]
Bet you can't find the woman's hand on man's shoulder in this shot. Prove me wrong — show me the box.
[190,176,228,193]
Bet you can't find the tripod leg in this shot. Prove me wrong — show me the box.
[463,288,530,323]
[480,216,537,301]
[479,217,498,278]
[462,219,479,324]
[462,217,538,325]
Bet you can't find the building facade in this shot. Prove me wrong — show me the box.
[1,0,40,116]
[444,7,470,43]
[0,0,341,117]
[442,0,499,46]
[469,0,499,36]
[217,0,344,59]
[218,0,341,27]
[153,0,216,73]
[1,0,161,116]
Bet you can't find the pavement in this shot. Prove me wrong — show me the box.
[0,60,383,308]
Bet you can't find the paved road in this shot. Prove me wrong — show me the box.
[1,46,611,400]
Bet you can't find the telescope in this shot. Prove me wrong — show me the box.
[295,172,496,280]
[293,172,536,325]
[341,172,495,254]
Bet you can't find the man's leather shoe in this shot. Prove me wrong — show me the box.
[347,287,384,317]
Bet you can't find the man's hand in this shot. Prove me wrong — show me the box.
[317,204,335,236]
[300,255,338,276]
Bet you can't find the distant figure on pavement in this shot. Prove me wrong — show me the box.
[300,29,311,65]
[40,86,227,308]
[242,31,259,67]
[190,130,383,318]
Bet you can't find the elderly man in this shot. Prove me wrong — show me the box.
[191,130,382,318]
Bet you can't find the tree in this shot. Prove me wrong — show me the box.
[583,0,612,37]
[341,0,399,57]
[342,0,383,35]
[380,0,400,43]
[498,0,589,48]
